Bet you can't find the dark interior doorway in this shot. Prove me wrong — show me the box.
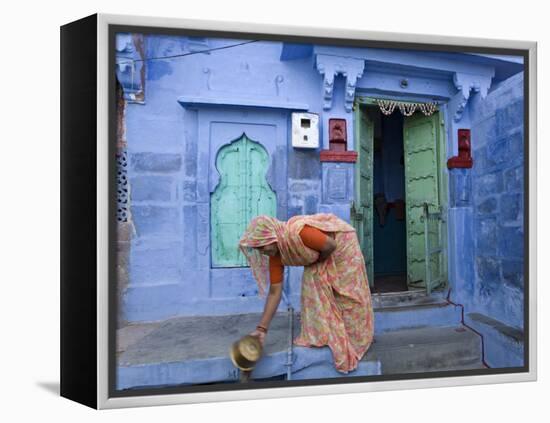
[372,110,408,293]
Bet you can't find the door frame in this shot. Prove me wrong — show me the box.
[353,96,449,293]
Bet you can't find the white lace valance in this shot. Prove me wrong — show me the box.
[375,99,439,116]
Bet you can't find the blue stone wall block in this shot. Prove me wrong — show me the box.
[210,269,259,298]
[123,284,184,322]
[181,180,197,202]
[475,256,501,299]
[130,245,183,286]
[470,115,497,151]
[501,259,524,290]
[288,149,321,180]
[131,153,182,173]
[182,205,198,268]
[319,163,354,222]
[449,169,471,207]
[475,217,497,255]
[495,100,524,138]
[448,208,475,305]
[304,195,318,215]
[504,165,523,192]
[501,193,522,223]
[469,71,525,332]
[477,197,498,215]
[497,226,524,259]
[130,176,173,202]
[183,110,198,177]
[131,206,180,237]
[474,172,504,199]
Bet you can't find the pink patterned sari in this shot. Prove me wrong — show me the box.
[239,213,374,373]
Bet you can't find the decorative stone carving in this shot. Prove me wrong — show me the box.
[315,54,365,112]
[452,72,493,122]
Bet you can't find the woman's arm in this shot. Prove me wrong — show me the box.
[300,225,337,262]
[249,282,282,345]
[260,282,283,328]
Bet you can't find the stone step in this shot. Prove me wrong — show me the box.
[374,302,462,333]
[371,289,463,334]
[365,325,484,374]
[372,288,447,309]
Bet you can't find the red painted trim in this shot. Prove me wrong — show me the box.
[319,150,358,163]
[329,118,348,150]
[447,156,473,169]
[447,128,473,169]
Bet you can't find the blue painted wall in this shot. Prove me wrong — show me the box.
[119,35,333,320]
[468,72,525,329]
[115,32,524,328]
[447,72,525,367]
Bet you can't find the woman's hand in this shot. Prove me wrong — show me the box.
[249,329,266,347]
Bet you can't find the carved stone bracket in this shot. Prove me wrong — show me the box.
[452,72,493,122]
[315,55,365,112]
[115,33,146,103]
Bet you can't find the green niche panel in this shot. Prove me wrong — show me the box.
[211,134,276,267]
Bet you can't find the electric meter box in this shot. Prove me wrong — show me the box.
[291,112,319,149]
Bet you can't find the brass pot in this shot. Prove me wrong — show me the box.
[230,335,263,371]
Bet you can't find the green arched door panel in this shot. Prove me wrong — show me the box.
[211,134,276,267]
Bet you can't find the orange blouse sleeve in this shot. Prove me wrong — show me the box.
[299,225,328,251]
[269,254,284,284]
[268,225,328,285]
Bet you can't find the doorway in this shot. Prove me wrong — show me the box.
[353,98,448,294]
[372,111,407,293]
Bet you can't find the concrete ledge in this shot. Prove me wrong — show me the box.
[116,312,381,390]
[465,312,524,368]
[118,346,382,390]
[118,357,240,389]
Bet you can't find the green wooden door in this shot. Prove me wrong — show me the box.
[353,106,374,287]
[403,112,446,290]
[211,134,276,267]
